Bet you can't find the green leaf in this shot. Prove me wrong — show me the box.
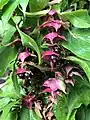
[2,0,19,27]
[54,95,68,120]
[85,108,90,120]
[69,110,77,120]
[0,75,20,99]
[16,26,41,64]
[1,101,19,120]
[12,16,21,25]
[76,106,90,120]
[12,71,20,96]
[62,28,90,61]
[19,107,30,120]
[67,56,90,82]
[29,110,41,120]
[0,20,3,38]
[20,9,50,17]
[54,81,90,120]
[0,98,10,111]
[29,0,49,12]
[0,0,9,9]
[19,0,29,13]
[0,21,16,43]
[60,9,90,28]
[6,111,18,120]
[2,24,16,45]
[0,46,18,76]
[75,106,85,120]
[59,0,68,11]
[19,107,40,120]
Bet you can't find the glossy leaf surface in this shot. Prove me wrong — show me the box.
[29,0,49,12]
[17,26,41,64]
[60,10,90,28]
[0,46,18,76]
[62,28,90,61]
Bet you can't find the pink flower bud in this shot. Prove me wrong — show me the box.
[18,51,31,62]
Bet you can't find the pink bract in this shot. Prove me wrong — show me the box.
[48,10,56,16]
[40,19,63,31]
[43,78,66,94]
[65,65,81,77]
[42,50,59,61]
[44,32,66,43]
[18,51,31,62]
[16,67,27,74]
[65,79,75,86]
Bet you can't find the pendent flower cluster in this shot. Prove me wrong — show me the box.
[40,10,70,99]
[41,10,66,71]
[16,9,81,119]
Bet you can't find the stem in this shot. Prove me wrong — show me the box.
[23,61,58,72]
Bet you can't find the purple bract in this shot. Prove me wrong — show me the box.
[40,19,63,31]
[18,51,31,62]
[48,10,56,16]
[42,50,59,61]
[16,67,27,74]
[43,78,66,96]
[44,32,66,44]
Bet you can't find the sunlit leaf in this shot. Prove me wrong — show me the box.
[6,111,18,120]
[62,28,90,61]
[29,0,49,12]
[2,24,16,45]
[0,46,18,76]
[0,98,10,111]
[19,107,40,120]
[12,71,20,95]
[16,26,41,64]
[0,0,9,9]
[29,110,41,120]
[2,0,19,27]
[60,9,90,28]
[19,0,29,13]
[1,100,19,120]
[0,76,20,99]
